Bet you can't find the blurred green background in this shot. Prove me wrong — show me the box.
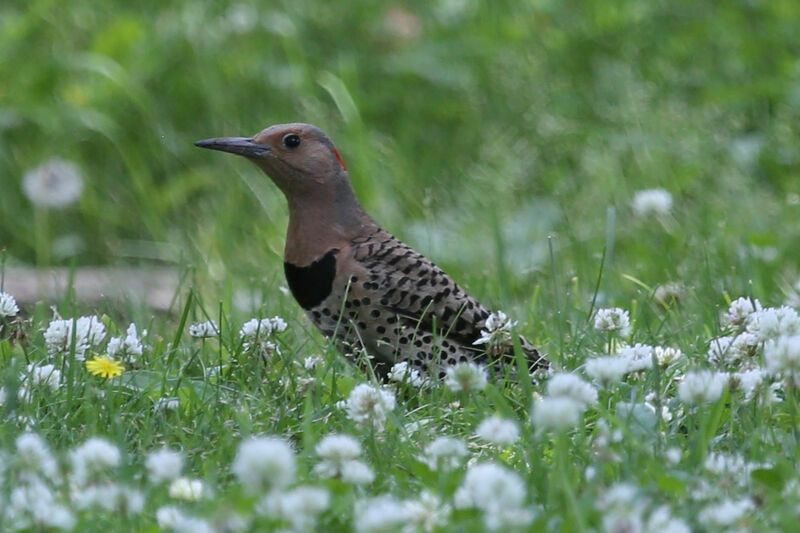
[2,0,800,322]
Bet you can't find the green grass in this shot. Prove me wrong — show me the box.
[2,0,800,531]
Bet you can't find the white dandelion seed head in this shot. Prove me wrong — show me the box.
[0,292,19,318]
[344,383,396,431]
[444,362,488,393]
[546,372,598,407]
[531,396,584,433]
[677,370,727,405]
[188,320,219,338]
[594,307,632,337]
[232,436,296,493]
[22,158,84,209]
[584,355,629,385]
[421,437,468,471]
[146,448,184,484]
[70,437,121,487]
[631,188,673,217]
[723,297,762,327]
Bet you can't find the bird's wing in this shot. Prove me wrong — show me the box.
[349,229,544,367]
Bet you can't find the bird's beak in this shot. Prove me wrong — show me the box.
[194,137,271,158]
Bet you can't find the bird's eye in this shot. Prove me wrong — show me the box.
[282,133,301,149]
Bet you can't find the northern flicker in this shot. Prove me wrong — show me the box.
[196,123,547,378]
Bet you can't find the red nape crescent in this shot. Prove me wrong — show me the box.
[333,148,347,170]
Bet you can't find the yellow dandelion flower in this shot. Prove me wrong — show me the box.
[86,355,124,379]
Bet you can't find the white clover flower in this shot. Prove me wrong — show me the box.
[665,447,682,465]
[764,335,800,384]
[724,297,762,326]
[169,477,205,501]
[344,383,396,431]
[22,363,61,394]
[313,434,375,484]
[653,282,685,306]
[746,306,800,342]
[22,158,84,208]
[444,362,488,393]
[594,307,632,337]
[237,317,285,358]
[730,368,765,401]
[631,188,672,217]
[258,485,330,531]
[698,498,753,528]
[387,361,426,387]
[618,343,654,372]
[0,292,19,318]
[602,511,643,533]
[72,482,123,511]
[188,320,219,338]
[531,396,583,433]
[454,462,533,531]
[156,506,215,533]
[70,437,121,487]
[421,437,468,471]
[546,372,598,407]
[646,506,690,533]
[404,490,451,533]
[654,346,684,366]
[304,355,323,370]
[146,448,184,483]
[475,415,520,446]
[354,495,410,533]
[707,333,758,367]
[316,433,362,461]
[584,355,629,385]
[44,315,106,360]
[107,323,145,360]
[154,397,180,411]
[473,311,516,349]
[703,452,753,479]
[677,370,727,405]
[338,460,376,484]
[239,316,287,338]
[16,433,58,481]
[232,436,295,493]
[7,477,76,531]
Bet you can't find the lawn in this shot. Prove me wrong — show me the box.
[1,0,800,531]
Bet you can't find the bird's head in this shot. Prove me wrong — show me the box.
[195,123,349,194]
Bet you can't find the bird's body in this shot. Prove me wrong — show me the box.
[196,123,547,377]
